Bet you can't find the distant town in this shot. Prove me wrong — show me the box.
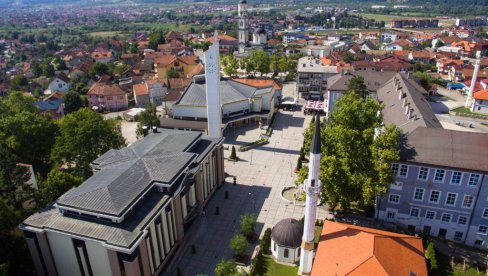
[2,0,488,276]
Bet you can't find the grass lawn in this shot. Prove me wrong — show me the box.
[434,252,485,276]
[89,31,123,37]
[358,13,454,26]
[254,254,298,276]
[452,106,473,114]
[314,225,323,244]
[481,122,488,127]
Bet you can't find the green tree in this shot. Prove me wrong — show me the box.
[425,241,437,271]
[221,55,238,77]
[166,68,180,79]
[51,108,126,178]
[37,170,83,207]
[343,52,356,63]
[318,92,401,208]
[240,213,257,238]
[136,103,160,138]
[9,75,29,91]
[63,91,84,114]
[347,75,369,99]
[129,43,138,54]
[148,30,165,50]
[42,63,55,77]
[248,49,270,77]
[230,234,248,258]
[215,259,242,276]
[89,62,110,77]
[114,63,131,76]
[230,145,237,160]
[260,228,272,254]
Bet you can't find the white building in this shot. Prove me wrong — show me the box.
[271,218,303,264]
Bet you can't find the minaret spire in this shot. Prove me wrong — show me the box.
[466,50,481,109]
[204,30,222,138]
[299,113,322,275]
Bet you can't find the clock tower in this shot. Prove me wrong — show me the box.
[238,0,249,54]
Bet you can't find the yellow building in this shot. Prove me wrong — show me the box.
[154,55,200,80]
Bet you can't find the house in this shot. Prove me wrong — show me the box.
[133,80,167,107]
[161,89,183,116]
[472,89,488,113]
[44,74,70,95]
[297,56,340,100]
[359,31,378,40]
[311,221,428,276]
[360,40,377,51]
[383,39,415,51]
[436,58,464,74]
[91,49,114,63]
[121,54,141,66]
[232,78,283,104]
[154,55,200,80]
[408,51,435,63]
[20,128,225,276]
[87,82,128,111]
[33,92,65,119]
[377,127,488,249]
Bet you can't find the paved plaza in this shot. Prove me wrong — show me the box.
[167,83,329,275]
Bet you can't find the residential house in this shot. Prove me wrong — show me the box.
[33,92,65,119]
[44,74,70,95]
[161,89,183,116]
[91,49,114,63]
[20,128,225,276]
[359,32,379,40]
[408,51,436,63]
[133,80,168,107]
[297,56,340,100]
[205,34,238,54]
[437,58,464,74]
[154,55,200,80]
[121,54,141,66]
[87,82,128,111]
[472,89,488,113]
[383,39,415,51]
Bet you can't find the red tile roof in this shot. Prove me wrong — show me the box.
[88,82,126,96]
[474,89,488,100]
[232,78,283,91]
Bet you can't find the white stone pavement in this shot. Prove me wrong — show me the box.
[168,83,329,276]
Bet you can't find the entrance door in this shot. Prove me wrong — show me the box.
[423,226,432,235]
[438,228,447,238]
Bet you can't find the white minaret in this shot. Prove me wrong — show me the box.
[205,31,222,138]
[466,50,481,109]
[299,114,322,275]
[238,0,249,54]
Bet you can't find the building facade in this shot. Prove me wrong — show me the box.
[237,0,249,54]
[20,129,225,276]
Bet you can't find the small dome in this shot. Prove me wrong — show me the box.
[255,28,266,35]
[271,218,303,248]
[240,0,247,4]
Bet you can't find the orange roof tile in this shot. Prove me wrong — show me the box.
[232,78,282,91]
[177,55,199,65]
[155,55,177,67]
[133,83,148,96]
[474,89,488,100]
[311,221,428,276]
[88,82,126,96]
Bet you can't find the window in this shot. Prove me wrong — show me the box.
[483,208,488,218]
[478,225,488,234]
[474,240,483,247]
[410,207,420,217]
[413,188,424,201]
[418,167,429,180]
[119,96,124,100]
[429,190,441,204]
[391,163,399,175]
[451,172,462,185]
[463,195,474,208]
[423,226,432,235]
[458,216,468,225]
[454,231,463,241]
[425,210,436,220]
[441,213,452,222]
[284,248,289,258]
[445,193,457,206]
[434,169,445,182]
[399,164,408,177]
[389,194,400,204]
[468,174,480,186]
[387,212,395,219]
[107,97,113,100]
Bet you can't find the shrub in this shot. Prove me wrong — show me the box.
[297,156,302,170]
[260,228,272,254]
[215,259,238,276]
[425,241,438,271]
[240,213,257,238]
[230,234,249,257]
[230,145,237,160]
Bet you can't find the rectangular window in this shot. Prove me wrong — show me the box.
[418,167,429,180]
[426,210,436,220]
[463,195,474,208]
[410,207,420,217]
[429,190,441,204]
[483,208,488,218]
[107,96,113,100]
[434,169,445,182]
[451,172,462,185]
[388,194,400,204]
[391,163,399,175]
[441,213,452,222]
[445,193,457,206]
[119,96,124,100]
[454,231,463,241]
[387,212,395,219]
[468,174,480,186]
[399,164,408,177]
[413,188,424,201]
[458,216,468,225]
[478,225,488,234]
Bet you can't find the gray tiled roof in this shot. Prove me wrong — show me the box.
[327,71,396,92]
[176,79,259,107]
[377,73,442,134]
[56,129,215,217]
[401,127,488,172]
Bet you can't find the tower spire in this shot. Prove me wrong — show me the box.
[466,50,481,109]
[299,114,322,275]
[204,30,222,138]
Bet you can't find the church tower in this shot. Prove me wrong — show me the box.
[237,0,249,54]
[204,31,222,138]
[299,114,322,275]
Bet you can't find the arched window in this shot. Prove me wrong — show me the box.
[273,241,276,252]
[284,248,289,258]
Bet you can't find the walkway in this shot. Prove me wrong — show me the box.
[168,83,329,275]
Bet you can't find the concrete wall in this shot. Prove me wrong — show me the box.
[85,239,113,276]
[271,240,299,264]
[173,105,207,119]
[46,231,82,276]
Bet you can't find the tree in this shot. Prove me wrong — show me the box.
[9,75,29,91]
[215,259,243,276]
[89,62,110,77]
[114,63,131,76]
[37,170,83,207]
[425,241,438,271]
[248,49,270,77]
[239,213,256,238]
[343,52,356,63]
[317,92,401,208]
[230,234,248,258]
[260,228,272,254]
[347,75,369,99]
[42,63,55,77]
[51,108,126,178]
[221,55,238,77]
[129,43,138,54]
[230,145,237,160]
[136,103,160,138]
[166,68,180,79]
[63,91,84,114]
[148,30,165,50]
